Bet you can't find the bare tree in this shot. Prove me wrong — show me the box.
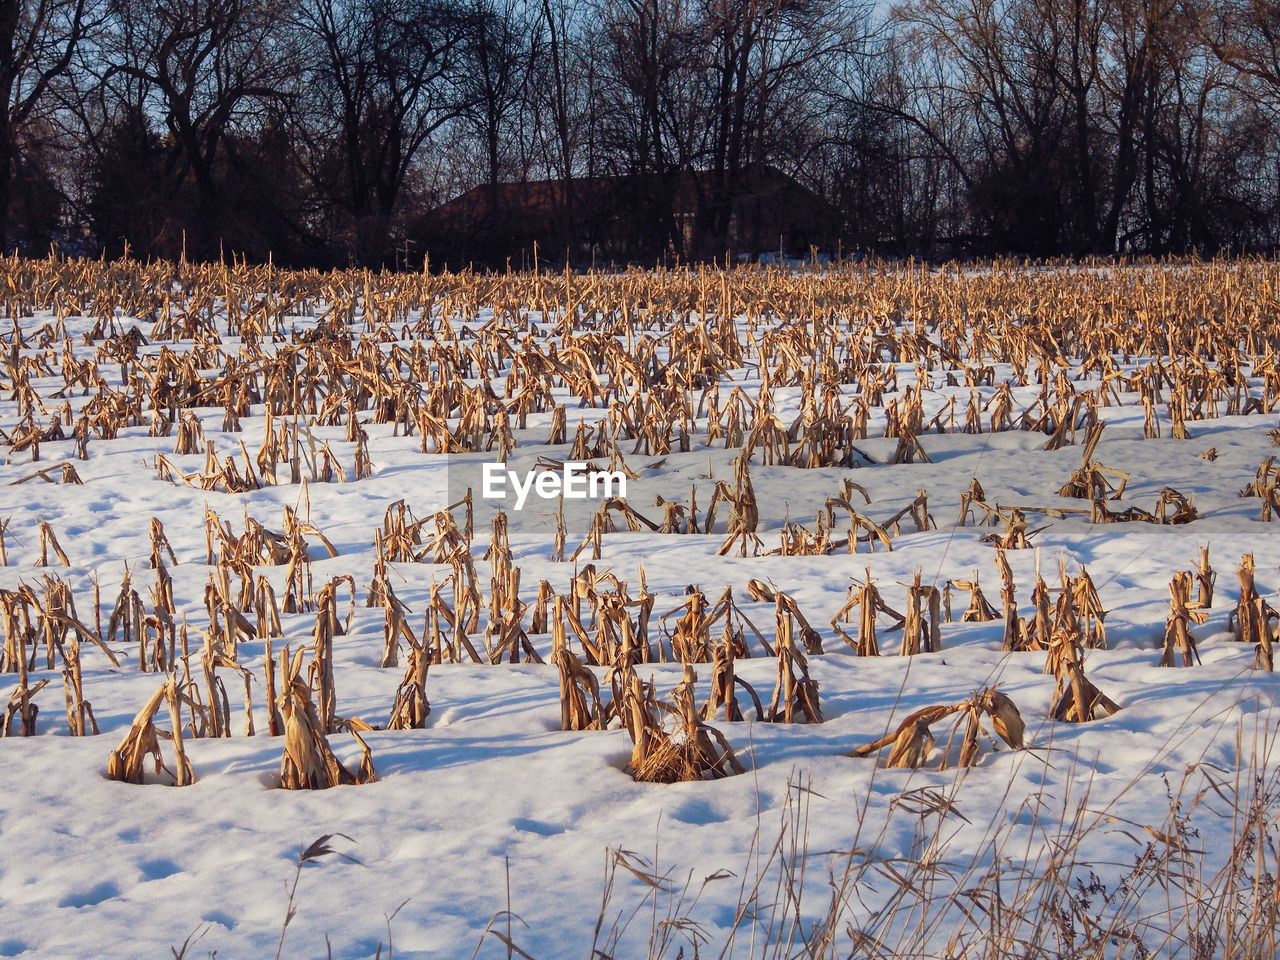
[0,0,1268,264]
[0,0,95,249]
[696,0,861,254]
[593,0,712,256]
[535,0,577,183]
[100,0,292,254]
[460,0,536,188]
[1205,0,1280,99]
[295,0,472,263]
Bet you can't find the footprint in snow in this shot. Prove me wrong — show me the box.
[57,881,119,908]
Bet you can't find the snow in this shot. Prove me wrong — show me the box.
[1,267,1279,959]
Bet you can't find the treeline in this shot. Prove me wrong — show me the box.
[4,0,1280,266]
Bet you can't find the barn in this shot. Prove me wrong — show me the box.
[415,166,838,268]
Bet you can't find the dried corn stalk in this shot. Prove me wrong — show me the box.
[1066,564,1108,650]
[278,646,375,789]
[830,569,903,656]
[768,600,822,724]
[1192,544,1215,609]
[552,605,606,731]
[36,520,70,567]
[2,675,50,736]
[900,571,942,656]
[1159,571,1206,667]
[980,507,1036,549]
[387,640,431,730]
[106,677,193,785]
[994,547,1032,651]
[1046,630,1121,722]
[850,687,1025,769]
[708,453,761,557]
[1058,426,1128,500]
[950,571,999,622]
[700,637,764,722]
[61,639,98,735]
[621,664,744,783]
[1230,554,1278,671]
[1241,457,1280,520]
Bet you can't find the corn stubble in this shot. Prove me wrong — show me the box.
[277,647,375,789]
[851,687,1025,769]
[106,677,193,786]
[1046,630,1122,723]
[620,664,744,783]
[0,256,1277,826]
[1231,553,1278,671]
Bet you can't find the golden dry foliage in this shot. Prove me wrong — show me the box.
[709,452,761,557]
[1159,571,1208,667]
[585,586,643,668]
[373,572,414,669]
[20,252,1280,505]
[662,582,758,663]
[994,547,1031,652]
[957,477,997,527]
[1046,629,1122,723]
[850,687,1025,769]
[1058,424,1128,500]
[1090,491,1195,524]
[1232,553,1262,644]
[768,596,823,724]
[377,499,429,563]
[263,638,283,736]
[820,486,895,553]
[620,663,744,783]
[773,591,822,655]
[277,647,375,789]
[701,637,764,723]
[2,576,116,736]
[36,520,70,567]
[387,640,431,730]
[1065,564,1108,650]
[61,639,98,736]
[900,571,942,656]
[852,704,952,769]
[1193,544,1215,609]
[310,577,355,732]
[10,255,1280,785]
[552,614,606,731]
[106,677,193,786]
[3,261,1278,553]
[1241,457,1280,520]
[2,676,50,736]
[669,587,713,663]
[0,576,114,679]
[831,569,904,656]
[979,507,1038,550]
[1230,554,1278,671]
[1001,554,1109,654]
[950,571,999,622]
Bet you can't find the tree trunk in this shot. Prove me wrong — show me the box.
[0,121,12,252]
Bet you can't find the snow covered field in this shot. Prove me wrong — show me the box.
[1,258,1279,959]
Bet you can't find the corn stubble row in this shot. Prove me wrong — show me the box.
[2,254,1280,783]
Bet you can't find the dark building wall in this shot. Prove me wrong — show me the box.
[414,168,837,269]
